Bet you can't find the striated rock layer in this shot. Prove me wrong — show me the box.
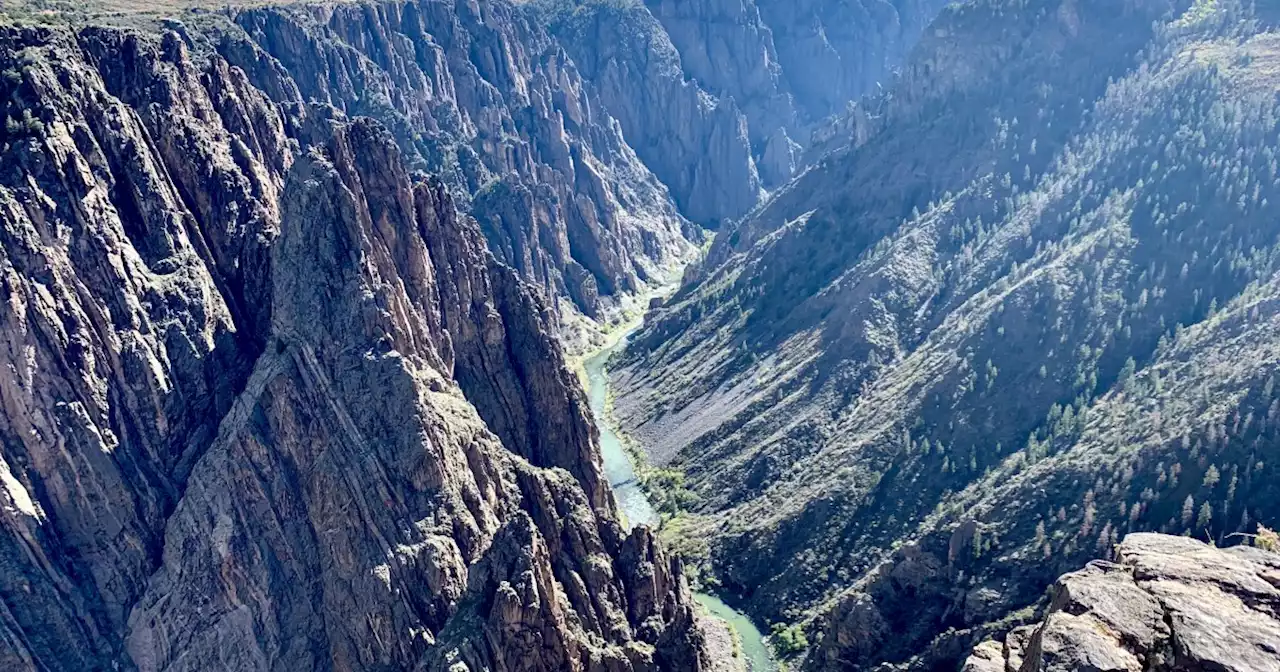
[613,0,1280,668]
[0,18,710,672]
[539,0,763,227]
[643,0,948,178]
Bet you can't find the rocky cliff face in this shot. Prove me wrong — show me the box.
[962,534,1280,672]
[539,0,763,227]
[645,0,948,183]
[221,0,699,339]
[0,18,710,672]
[536,0,948,227]
[15,0,1278,669]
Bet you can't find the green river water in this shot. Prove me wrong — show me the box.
[582,332,777,672]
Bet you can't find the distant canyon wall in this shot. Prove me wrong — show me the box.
[541,0,948,226]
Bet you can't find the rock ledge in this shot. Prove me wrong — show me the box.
[964,533,1280,672]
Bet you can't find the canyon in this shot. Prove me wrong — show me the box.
[2,0,1280,670]
[0,5,713,669]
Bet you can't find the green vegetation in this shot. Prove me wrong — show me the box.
[639,467,700,514]
[768,622,808,657]
[0,0,308,23]
[1,55,46,152]
[599,369,702,519]
[1176,0,1221,28]
[523,0,645,24]
[1257,524,1279,552]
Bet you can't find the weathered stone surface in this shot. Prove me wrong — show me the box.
[645,0,948,179]
[964,534,1280,672]
[643,0,791,141]
[961,640,1005,672]
[545,0,949,224]
[0,24,264,668]
[1023,612,1143,672]
[1049,560,1167,659]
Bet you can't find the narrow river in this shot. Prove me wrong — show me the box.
[583,330,658,529]
[583,330,778,672]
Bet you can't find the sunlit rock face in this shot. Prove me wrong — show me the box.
[227,0,700,330]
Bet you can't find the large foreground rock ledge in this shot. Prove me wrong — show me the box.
[963,533,1280,672]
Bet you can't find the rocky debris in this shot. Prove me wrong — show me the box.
[698,610,749,672]
[806,538,953,670]
[0,18,711,671]
[961,640,1007,672]
[964,534,1280,672]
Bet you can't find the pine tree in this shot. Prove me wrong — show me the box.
[1096,522,1114,553]
[1257,525,1279,552]
[1202,464,1221,488]
[1082,491,1097,536]
[1118,357,1136,388]
[1196,501,1213,531]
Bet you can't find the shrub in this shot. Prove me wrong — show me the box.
[770,623,808,656]
[1257,525,1279,552]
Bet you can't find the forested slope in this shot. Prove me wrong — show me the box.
[614,1,1280,667]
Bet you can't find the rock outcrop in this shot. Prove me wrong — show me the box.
[963,534,1280,672]
[1,23,268,669]
[0,0,965,668]
[0,18,710,672]
[644,0,948,181]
